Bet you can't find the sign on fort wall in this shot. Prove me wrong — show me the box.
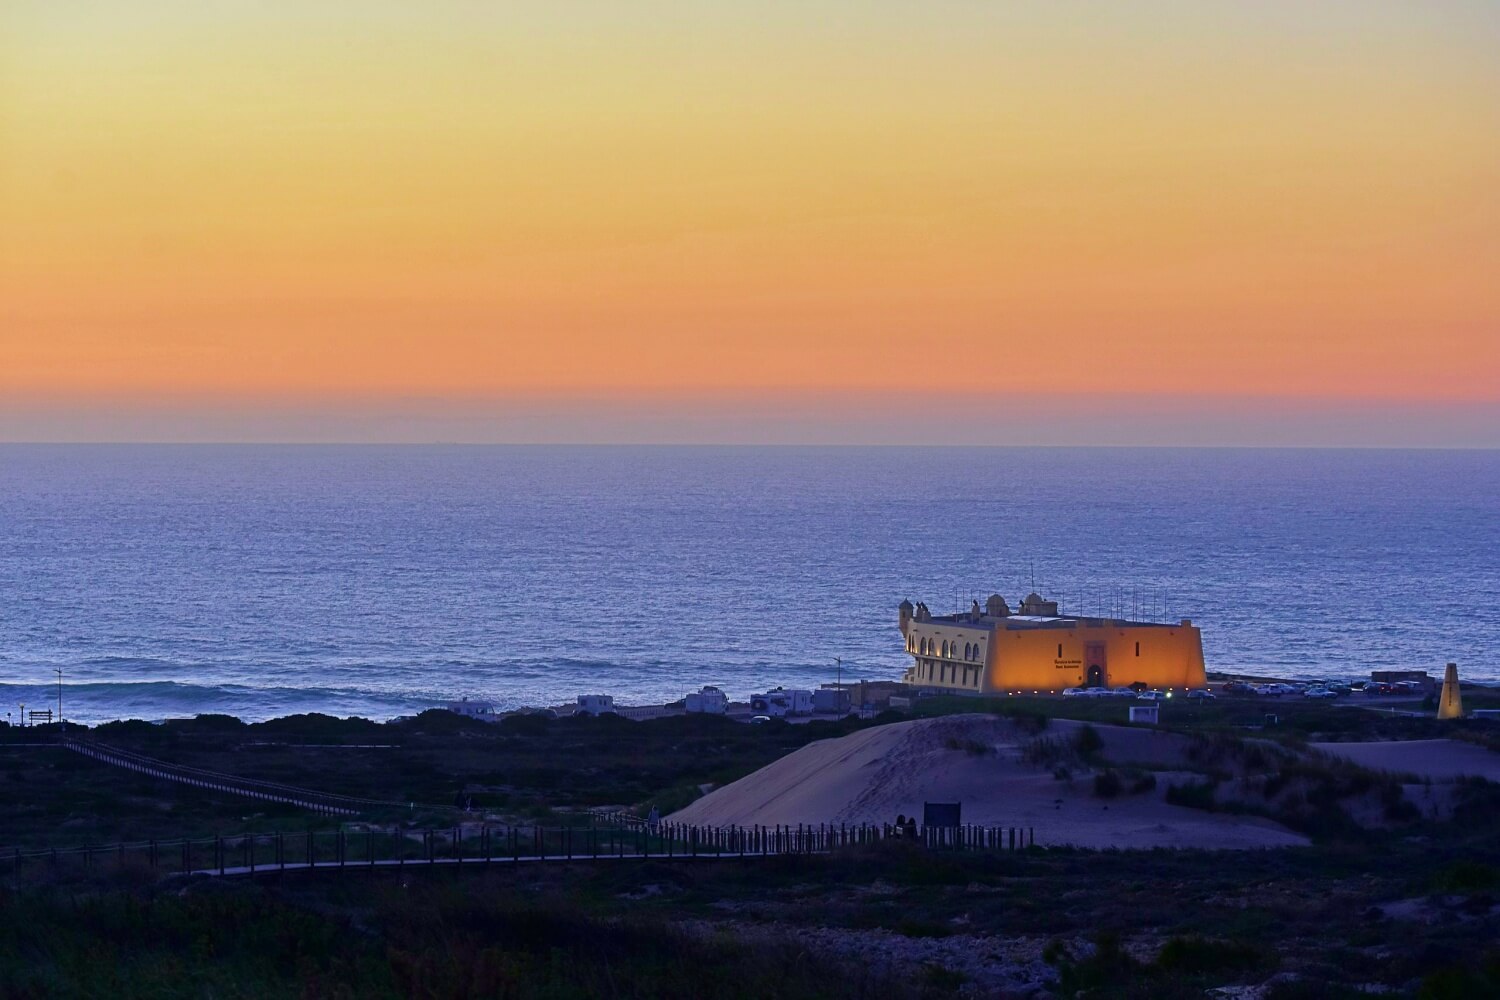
[1054,659,1082,670]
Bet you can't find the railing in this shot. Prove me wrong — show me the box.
[3,821,1036,884]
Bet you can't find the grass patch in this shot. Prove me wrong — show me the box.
[1165,779,1219,811]
[1155,936,1269,975]
[1433,861,1500,893]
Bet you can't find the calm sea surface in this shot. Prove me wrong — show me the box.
[0,445,1495,723]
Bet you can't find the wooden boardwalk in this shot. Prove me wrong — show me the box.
[59,738,403,816]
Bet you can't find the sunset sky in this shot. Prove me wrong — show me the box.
[2,2,1497,445]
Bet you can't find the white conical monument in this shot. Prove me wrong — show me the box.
[1437,662,1462,720]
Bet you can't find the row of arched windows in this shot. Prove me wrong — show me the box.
[914,659,980,688]
[906,635,983,661]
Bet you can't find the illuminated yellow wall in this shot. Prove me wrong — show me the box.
[985,623,1206,692]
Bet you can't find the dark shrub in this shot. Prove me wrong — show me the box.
[1156,936,1268,975]
[1453,776,1500,826]
[1419,948,1500,1000]
[1007,709,1050,734]
[1073,725,1104,757]
[1434,861,1500,893]
[1165,780,1218,811]
[1380,782,1419,822]
[1054,932,1143,994]
[499,713,551,736]
[1093,770,1122,798]
[175,713,245,731]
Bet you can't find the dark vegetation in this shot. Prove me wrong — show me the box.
[0,877,904,999]
[0,711,874,848]
[4,823,1500,998]
[1045,931,1274,998]
[3,693,1500,996]
[913,692,1500,752]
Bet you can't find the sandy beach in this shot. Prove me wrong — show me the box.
[669,714,1307,850]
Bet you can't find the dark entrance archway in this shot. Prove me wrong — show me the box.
[1084,642,1107,687]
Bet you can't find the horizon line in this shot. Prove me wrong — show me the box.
[3,441,1497,452]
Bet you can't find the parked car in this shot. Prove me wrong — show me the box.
[1302,687,1338,700]
[1186,689,1216,700]
[1135,690,1166,702]
[749,715,771,725]
[1105,688,1138,698]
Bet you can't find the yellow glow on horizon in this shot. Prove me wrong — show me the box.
[2,2,1497,415]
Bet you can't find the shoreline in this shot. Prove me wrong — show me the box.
[5,671,1494,731]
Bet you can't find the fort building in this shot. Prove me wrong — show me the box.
[898,592,1206,694]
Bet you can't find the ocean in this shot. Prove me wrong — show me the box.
[0,445,1495,724]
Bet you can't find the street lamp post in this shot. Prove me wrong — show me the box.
[56,668,64,730]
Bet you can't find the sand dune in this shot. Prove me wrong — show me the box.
[670,715,1306,850]
[1311,739,1500,781]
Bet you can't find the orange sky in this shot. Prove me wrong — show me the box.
[2,2,1497,442]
